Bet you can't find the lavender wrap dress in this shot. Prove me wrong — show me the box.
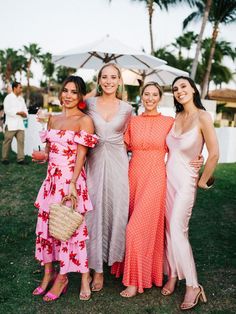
[85,97,132,272]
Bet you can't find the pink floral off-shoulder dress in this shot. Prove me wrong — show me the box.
[34,129,98,274]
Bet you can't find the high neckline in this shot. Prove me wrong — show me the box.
[141,112,161,117]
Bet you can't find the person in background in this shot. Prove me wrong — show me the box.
[2,81,28,165]
[85,63,133,292]
[33,76,98,302]
[162,76,219,311]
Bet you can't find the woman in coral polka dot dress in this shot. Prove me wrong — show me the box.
[118,82,174,296]
[32,76,98,302]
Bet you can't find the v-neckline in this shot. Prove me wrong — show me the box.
[172,122,198,137]
[95,97,121,123]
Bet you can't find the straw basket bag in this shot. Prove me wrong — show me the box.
[49,196,84,242]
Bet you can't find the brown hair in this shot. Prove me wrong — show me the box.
[58,75,86,105]
[141,81,163,98]
[96,63,124,100]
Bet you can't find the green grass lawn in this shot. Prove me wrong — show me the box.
[0,133,235,314]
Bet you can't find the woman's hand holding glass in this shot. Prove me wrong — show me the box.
[36,108,50,130]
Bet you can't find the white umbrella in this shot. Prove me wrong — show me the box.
[52,35,166,70]
[144,65,189,85]
[122,64,189,86]
[122,65,189,86]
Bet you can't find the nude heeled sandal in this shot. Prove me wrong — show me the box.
[180,285,207,311]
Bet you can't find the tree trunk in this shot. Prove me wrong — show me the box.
[26,59,31,106]
[201,24,219,99]
[148,0,154,55]
[190,0,212,80]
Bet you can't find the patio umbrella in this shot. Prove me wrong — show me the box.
[52,35,166,70]
[122,65,189,86]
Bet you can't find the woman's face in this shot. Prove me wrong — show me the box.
[61,82,79,109]
[142,85,161,113]
[172,79,195,105]
[99,65,121,95]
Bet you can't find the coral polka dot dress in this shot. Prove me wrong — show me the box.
[122,113,174,293]
[34,129,98,274]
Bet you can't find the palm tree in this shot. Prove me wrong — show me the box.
[109,0,195,55]
[198,38,236,89]
[172,31,197,58]
[41,52,55,95]
[0,48,23,87]
[183,0,213,80]
[23,43,41,105]
[184,0,236,98]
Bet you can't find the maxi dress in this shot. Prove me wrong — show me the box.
[34,129,98,274]
[164,124,204,287]
[116,114,174,293]
[85,97,132,272]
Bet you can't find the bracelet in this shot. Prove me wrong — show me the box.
[70,179,76,184]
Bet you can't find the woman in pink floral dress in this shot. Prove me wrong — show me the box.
[32,76,98,302]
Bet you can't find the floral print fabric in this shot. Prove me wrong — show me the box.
[34,129,98,274]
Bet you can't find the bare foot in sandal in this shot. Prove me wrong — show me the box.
[120,286,138,298]
[91,272,104,292]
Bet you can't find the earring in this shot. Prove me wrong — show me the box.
[96,85,102,94]
[77,101,86,110]
[117,85,122,94]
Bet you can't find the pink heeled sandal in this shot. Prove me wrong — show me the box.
[43,275,68,302]
[32,268,57,296]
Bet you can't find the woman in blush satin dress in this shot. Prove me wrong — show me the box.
[162,76,219,311]
[32,76,98,302]
[85,63,132,291]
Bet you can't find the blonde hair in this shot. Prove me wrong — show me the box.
[96,63,124,100]
[141,81,163,98]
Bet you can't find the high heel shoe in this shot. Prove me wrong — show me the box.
[43,275,68,302]
[180,284,207,311]
[161,277,178,296]
[91,273,104,292]
[32,268,57,296]
[79,276,92,301]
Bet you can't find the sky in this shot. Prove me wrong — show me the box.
[0,0,235,87]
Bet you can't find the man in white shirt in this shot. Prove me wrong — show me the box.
[2,82,28,165]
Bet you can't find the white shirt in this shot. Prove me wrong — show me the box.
[4,92,28,131]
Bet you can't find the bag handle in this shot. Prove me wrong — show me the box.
[60,195,77,210]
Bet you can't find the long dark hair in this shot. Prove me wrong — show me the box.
[59,75,86,105]
[172,76,205,113]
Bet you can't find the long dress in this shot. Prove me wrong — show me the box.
[34,129,98,274]
[121,114,174,293]
[85,97,132,272]
[164,124,204,288]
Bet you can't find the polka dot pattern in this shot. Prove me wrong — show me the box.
[122,114,174,293]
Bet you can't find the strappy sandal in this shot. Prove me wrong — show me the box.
[79,276,92,301]
[161,277,178,296]
[91,273,104,292]
[32,268,57,296]
[180,285,207,311]
[43,275,68,302]
[120,286,138,298]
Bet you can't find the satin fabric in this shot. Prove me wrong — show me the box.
[85,97,132,272]
[164,124,204,287]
